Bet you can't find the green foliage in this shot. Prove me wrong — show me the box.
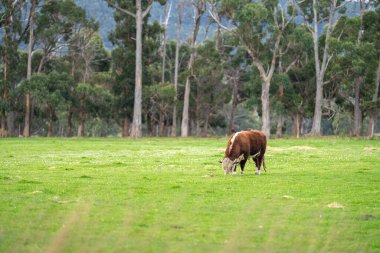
[36,0,86,42]
[76,82,114,119]
[19,71,74,123]
[328,11,378,121]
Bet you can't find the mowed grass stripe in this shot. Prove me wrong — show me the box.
[0,137,379,252]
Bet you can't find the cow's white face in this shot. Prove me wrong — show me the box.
[220,157,237,175]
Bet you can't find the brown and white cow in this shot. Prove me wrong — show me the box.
[220,130,267,175]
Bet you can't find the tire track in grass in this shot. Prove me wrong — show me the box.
[258,203,296,252]
[44,202,91,253]
[103,192,137,252]
[119,190,188,252]
[318,208,352,252]
[221,197,269,252]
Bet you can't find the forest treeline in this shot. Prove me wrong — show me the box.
[0,0,379,138]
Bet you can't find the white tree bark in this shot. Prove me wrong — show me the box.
[130,0,144,138]
[161,1,172,84]
[23,0,36,138]
[310,0,337,136]
[368,58,380,138]
[108,0,153,138]
[171,1,183,136]
[181,1,204,137]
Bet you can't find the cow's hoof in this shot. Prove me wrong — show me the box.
[255,171,260,175]
[232,171,237,175]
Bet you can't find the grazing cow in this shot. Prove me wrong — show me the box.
[220,130,267,175]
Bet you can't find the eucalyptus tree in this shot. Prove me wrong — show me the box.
[69,26,110,137]
[20,72,74,137]
[297,0,347,136]
[328,8,377,136]
[210,0,295,137]
[107,0,166,138]
[76,82,114,137]
[23,0,37,137]
[283,26,315,138]
[1,0,31,136]
[160,1,172,84]
[28,0,89,136]
[171,0,184,136]
[192,40,227,136]
[181,0,206,137]
[362,8,380,138]
[218,32,251,135]
[34,0,87,73]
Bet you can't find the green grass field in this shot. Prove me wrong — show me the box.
[0,137,379,252]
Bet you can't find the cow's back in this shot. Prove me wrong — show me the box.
[226,130,266,160]
[245,130,266,156]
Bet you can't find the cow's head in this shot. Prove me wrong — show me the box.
[219,157,238,175]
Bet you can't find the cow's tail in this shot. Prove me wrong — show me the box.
[263,156,267,172]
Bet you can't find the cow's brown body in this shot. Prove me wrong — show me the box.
[221,130,267,174]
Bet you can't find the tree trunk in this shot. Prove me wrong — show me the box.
[161,2,171,84]
[368,116,377,139]
[310,0,337,136]
[276,115,283,138]
[147,111,153,136]
[195,85,201,137]
[181,77,191,137]
[353,78,362,136]
[311,76,323,136]
[368,57,380,138]
[293,112,302,138]
[77,122,84,137]
[23,94,31,137]
[0,112,6,137]
[171,102,177,136]
[23,0,36,138]
[159,102,165,136]
[48,119,53,137]
[1,4,11,137]
[67,109,73,137]
[203,108,210,137]
[77,110,85,137]
[181,2,204,137]
[171,3,182,137]
[37,54,46,73]
[227,77,238,135]
[123,117,129,137]
[195,107,201,137]
[261,80,271,137]
[247,23,281,138]
[130,0,144,138]
[7,112,15,137]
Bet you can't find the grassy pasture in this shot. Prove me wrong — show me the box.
[0,137,379,252]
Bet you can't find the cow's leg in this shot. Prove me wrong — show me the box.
[255,156,262,175]
[233,164,237,175]
[253,157,259,175]
[240,159,247,175]
[253,157,258,168]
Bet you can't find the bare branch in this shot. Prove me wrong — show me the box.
[273,6,279,28]
[142,3,153,18]
[285,58,299,73]
[107,1,136,18]
[207,2,232,31]
[163,1,172,26]
[284,1,296,28]
[325,54,334,73]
